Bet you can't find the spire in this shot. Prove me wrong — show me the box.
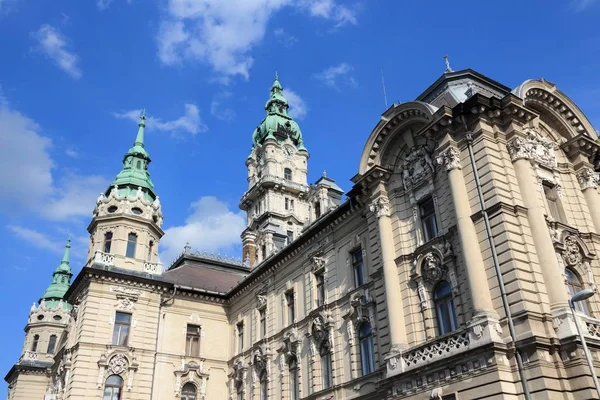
[40,238,73,309]
[107,110,156,201]
[252,74,306,150]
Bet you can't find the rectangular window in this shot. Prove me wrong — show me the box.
[103,232,112,253]
[290,199,295,210]
[290,367,299,400]
[543,183,563,222]
[237,322,244,353]
[259,309,266,339]
[316,273,325,307]
[286,291,295,325]
[261,245,267,260]
[315,201,321,218]
[420,197,438,242]
[285,198,289,210]
[321,352,333,389]
[112,312,131,346]
[186,325,201,357]
[126,233,137,258]
[287,230,294,244]
[352,248,365,287]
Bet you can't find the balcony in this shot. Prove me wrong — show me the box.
[240,175,309,206]
[91,251,163,275]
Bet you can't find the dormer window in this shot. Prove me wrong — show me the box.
[284,168,292,181]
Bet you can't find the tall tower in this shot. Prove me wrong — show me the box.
[6,240,72,399]
[88,113,164,274]
[240,75,310,265]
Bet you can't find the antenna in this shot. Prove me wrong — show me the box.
[381,69,388,109]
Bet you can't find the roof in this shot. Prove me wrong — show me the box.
[163,260,248,294]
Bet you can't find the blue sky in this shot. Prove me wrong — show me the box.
[1,0,599,389]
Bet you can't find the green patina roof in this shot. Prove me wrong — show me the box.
[107,113,156,202]
[252,74,306,150]
[40,239,73,310]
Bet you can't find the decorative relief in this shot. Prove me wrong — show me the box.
[417,281,428,311]
[562,235,583,267]
[311,255,327,273]
[311,311,334,355]
[175,361,209,399]
[507,128,559,168]
[369,196,390,218]
[401,146,435,191]
[422,253,443,284]
[116,297,135,311]
[253,345,270,378]
[435,147,461,171]
[109,354,129,374]
[577,167,600,190]
[110,286,143,298]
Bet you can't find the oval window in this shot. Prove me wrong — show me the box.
[37,315,44,321]
[131,207,143,215]
[53,315,62,321]
[107,205,118,213]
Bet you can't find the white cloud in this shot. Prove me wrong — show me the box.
[572,0,597,10]
[113,104,207,135]
[160,196,246,264]
[32,25,82,79]
[314,62,357,89]
[156,0,359,79]
[285,88,307,120]
[210,92,235,121]
[65,148,79,158]
[273,28,298,48]
[8,225,63,254]
[0,99,107,220]
[97,0,113,9]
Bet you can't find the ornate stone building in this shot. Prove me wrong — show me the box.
[6,69,600,399]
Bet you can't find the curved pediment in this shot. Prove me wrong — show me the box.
[358,101,438,174]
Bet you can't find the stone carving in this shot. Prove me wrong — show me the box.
[256,292,267,309]
[311,312,333,354]
[369,196,390,218]
[422,253,443,284]
[417,281,428,311]
[253,347,268,377]
[430,387,443,399]
[401,146,435,191]
[577,167,600,190]
[562,235,582,267]
[110,285,142,298]
[232,359,246,389]
[435,147,461,171]
[311,255,327,272]
[116,297,135,311]
[109,354,128,374]
[447,266,459,296]
[507,128,559,168]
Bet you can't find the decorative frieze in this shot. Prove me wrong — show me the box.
[110,285,143,298]
[577,167,600,190]
[435,147,461,171]
[369,196,390,218]
[507,128,559,168]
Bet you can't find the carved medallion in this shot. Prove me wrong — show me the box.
[562,235,582,266]
[109,354,128,374]
[422,253,443,283]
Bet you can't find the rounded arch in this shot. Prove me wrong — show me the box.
[181,381,198,400]
[513,79,596,141]
[358,101,438,174]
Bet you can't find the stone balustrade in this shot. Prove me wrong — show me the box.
[93,251,115,266]
[143,261,163,275]
[582,314,600,340]
[21,351,38,362]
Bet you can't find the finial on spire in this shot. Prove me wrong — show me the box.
[444,54,453,73]
[139,109,147,125]
[323,170,327,178]
[61,238,71,265]
[134,109,146,146]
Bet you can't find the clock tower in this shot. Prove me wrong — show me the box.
[240,75,310,266]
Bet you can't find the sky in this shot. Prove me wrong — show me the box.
[0,0,599,390]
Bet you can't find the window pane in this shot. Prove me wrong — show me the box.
[104,232,112,253]
[31,335,39,352]
[544,185,562,221]
[126,234,137,258]
[47,335,57,354]
[352,250,365,287]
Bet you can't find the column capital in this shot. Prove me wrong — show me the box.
[506,127,559,168]
[577,167,599,190]
[369,196,390,218]
[435,147,461,171]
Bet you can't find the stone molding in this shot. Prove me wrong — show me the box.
[369,196,390,218]
[174,360,208,399]
[401,146,435,191]
[435,147,461,171]
[507,128,559,168]
[577,167,600,190]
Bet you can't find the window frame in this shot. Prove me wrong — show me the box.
[566,267,590,315]
[181,382,197,400]
[543,182,564,223]
[286,230,294,245]
[126,232,137,258]
[433,281,458,336]
[103,232,113,253]
[103,374,123,400]
[112,312,132,346]
[286,291,295,325]
[289,356,299,400]
[320,350,333,389]
[47,334,57,354]
[419,196,438,242]
[237,322,244,353]
[351,248,365,288]
[358,322,375,376]
[259,309,267,339]
[31,334,39,352]
[259,371,268,400]
[316,272,325,307]
[186,325,201,357]
[284,168,292,181]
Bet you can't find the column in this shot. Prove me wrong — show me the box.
[369,193,407,351]
[578,167,600,233]
[507,141,569,309]
[436,147,496,318]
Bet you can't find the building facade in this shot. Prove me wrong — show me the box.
[6,69,600,400]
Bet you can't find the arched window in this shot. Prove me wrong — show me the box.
[434,281,457,335]
[320,349,332,389]
[126,233,137,258]
[47,335,57,354]
[181,382,197,400]
[103,232,113,253]
[284,168,292,181]
[260,370,268,400]
[236,381,244,400]
[148,240,154,261]
[103,375,123,400]
[289,356,299,400]
[359,322,375,375]
[566,268,590,315]
[31,334,39,352]
[136,160,141,169]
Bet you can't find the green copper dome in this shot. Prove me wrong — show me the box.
[252,75,306,150]
[107,112,156,202]
[40,239,73,310]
